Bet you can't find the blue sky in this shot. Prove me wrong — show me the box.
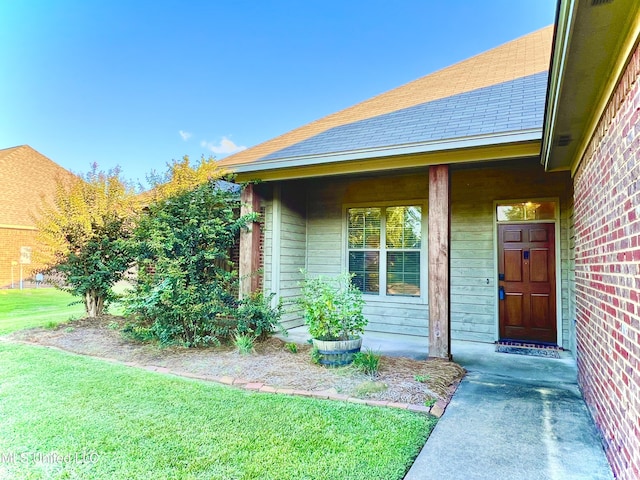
[0,0,556,185]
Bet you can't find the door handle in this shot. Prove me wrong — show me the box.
[499,286,505,300]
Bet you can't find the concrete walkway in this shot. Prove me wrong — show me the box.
[405,341,613,480]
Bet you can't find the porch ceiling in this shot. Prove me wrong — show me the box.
[542,0,640,173]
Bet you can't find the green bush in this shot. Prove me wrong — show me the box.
[297,271,367,341]
[124,180,252,347]
[121,322,156,343]
[236,292,283,339]
[124,177,283,347]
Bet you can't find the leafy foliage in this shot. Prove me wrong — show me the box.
[310,347,322,365]
[126,183,245,346]
[233,333,255,355]
[352,348,381,376]
[125,157,281,347]
[236,292,284,340]
[35,164,138,317]
[297,271,367,341]
[144,155,229,202]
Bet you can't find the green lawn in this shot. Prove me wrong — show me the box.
[0,343,435,479]
[0,288,86,334]
[0,288,128,335]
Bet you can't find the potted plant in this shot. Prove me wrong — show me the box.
[297,270,368,366]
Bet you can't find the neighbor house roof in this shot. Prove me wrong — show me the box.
[0,145,76,227]
[219,26,553,178]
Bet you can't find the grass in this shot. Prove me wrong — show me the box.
[0,343,435,479]
[354,380,388,397]
[0,288,85,335]
[0,288,127,335]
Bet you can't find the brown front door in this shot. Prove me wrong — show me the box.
[498,223,557,344]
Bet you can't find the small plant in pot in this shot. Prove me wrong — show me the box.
[297,270,368,367]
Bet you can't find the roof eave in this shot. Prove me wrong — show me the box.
[542,0,640,173]
[232,129,542,182]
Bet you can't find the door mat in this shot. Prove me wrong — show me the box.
[495,340,562,359]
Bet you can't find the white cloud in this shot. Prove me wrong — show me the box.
[201,136,247,155]
[179,130,192,141]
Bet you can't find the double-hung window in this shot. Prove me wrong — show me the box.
[347,205,422,297]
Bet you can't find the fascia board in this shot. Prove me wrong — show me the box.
[542,0,576,171]
[232,128,542,174]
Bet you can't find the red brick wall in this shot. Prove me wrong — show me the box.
[0,227,41,288]
[573,44,640,480]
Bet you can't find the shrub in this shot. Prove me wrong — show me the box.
[121,322,156,343]
[296,271,367,341]
[124,176,258,347]
[236,292,283,340]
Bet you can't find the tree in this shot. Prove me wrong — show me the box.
[35,164,138,317]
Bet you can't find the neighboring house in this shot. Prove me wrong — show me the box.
[0,145,75,288]
[219,1,640,477]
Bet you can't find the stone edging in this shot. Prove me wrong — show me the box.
[1,338,462,417]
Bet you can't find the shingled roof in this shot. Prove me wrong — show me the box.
[0,145,76,227]
[218,26,553,172]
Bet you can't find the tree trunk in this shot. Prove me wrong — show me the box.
[85,290,105,318]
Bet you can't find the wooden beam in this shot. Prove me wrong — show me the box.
[428,165,451,360]
[239,184,261,297]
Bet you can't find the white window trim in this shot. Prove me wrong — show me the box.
[492,197,562,346]
[342,200,428,305]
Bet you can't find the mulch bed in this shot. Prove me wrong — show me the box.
[4,316,466,412]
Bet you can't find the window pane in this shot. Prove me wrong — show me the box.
[386,206,421,248]
[497,202,555,221]
[348,251,379,294]
[386,251,420,296]
[348,251,363,272]
[348,208,381,248]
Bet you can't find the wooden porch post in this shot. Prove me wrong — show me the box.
[239,184,261,298]
[428,165,451,360]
